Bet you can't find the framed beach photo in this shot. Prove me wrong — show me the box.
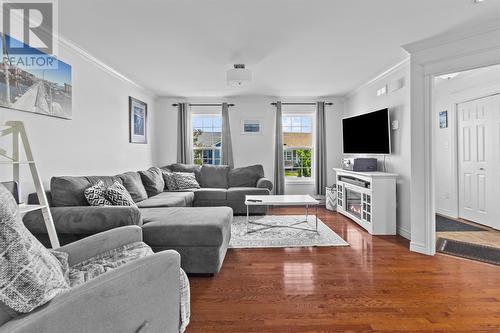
[241,119,262,135]
[129,97,147,143]
[439,110,448,129]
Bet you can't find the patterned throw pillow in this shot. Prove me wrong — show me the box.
[173,172,200,190]
[162,171,178,191]
[106,181,137,206]
[0,184,70,313]
[84,180,112,206]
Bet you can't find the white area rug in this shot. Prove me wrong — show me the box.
[229,215,349,248]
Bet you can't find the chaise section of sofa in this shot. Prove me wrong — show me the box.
[141,207,232,274]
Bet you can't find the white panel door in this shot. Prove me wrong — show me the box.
[458,94,500,229]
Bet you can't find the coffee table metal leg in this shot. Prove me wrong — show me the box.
[305,204,309,221]
[246,204,249,233]
[315,205,318,232]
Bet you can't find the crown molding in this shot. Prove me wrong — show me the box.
[402,17,500,54]
[57,35,156,98]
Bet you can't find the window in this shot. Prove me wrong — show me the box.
[282,115,314,179]
[192,113,222,165]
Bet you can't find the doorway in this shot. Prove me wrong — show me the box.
[433,64,500,265]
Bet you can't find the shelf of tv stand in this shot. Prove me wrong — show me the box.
[333,168,398,179]
[333,168,397,235]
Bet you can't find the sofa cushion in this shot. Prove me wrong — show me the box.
[200,165,230,188]
[136,192,195,208]
[51,176,122,207]
[86,176,122,188]
[84,180,112,206]
[161,164,201,182]
[226,187,270,202]
[228,164,265,188]
[0,184,70,313]
[173,172,200,190]
[106,182,136,207]
[139,167,165,197]
[141,207,232,247]
[117,172,148,202]
[193,188,227,201]
[51,176,91,207]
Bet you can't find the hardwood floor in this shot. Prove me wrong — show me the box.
[187,207,500,333]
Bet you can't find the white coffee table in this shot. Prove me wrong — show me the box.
[245,195,319,234]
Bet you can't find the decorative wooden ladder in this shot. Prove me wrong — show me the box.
[0,121,60,248]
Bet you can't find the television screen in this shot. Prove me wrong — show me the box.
[342,108,391,154]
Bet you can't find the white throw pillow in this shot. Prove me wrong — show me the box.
[0,184,70,313]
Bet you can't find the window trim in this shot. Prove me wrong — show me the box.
[282,111,316,184]
[190,109,223,165]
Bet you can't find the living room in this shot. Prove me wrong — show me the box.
[0,1,499,332]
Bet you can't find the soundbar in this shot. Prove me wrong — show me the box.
[338,175,371,189]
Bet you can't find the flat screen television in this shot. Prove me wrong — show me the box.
[342,108,391,154]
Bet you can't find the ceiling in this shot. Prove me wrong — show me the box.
[59,0,500,97]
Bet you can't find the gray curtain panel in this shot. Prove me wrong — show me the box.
[221,102,234,168]
[315,101,327,195]
[274,101,285,195]
[177,103,192,164]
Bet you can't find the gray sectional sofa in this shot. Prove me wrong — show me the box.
[24,164,272,274]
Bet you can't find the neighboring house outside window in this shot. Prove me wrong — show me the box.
[192,113,222,165]
[282,114,314,179]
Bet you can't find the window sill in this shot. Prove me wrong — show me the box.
[285,178,314,185]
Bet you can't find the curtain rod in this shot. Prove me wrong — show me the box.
[270,102,333,106]
[172,103,235,107]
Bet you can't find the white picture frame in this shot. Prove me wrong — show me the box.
[241,119,262,135]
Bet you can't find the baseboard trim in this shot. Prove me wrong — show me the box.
[435,209,458,219]
[397,226,411,240]
[410,241,432,255]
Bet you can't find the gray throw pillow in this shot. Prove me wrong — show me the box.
[106,182,137,206]
[139,167,165,197]
[117,172,148,202]
[0,184,70,313]
[162,171,178,191]
[200,164,230,188]
[173,172,200,190]
[162,163,202,182]
[84,180,112,206]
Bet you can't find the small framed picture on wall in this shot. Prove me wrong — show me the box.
[439,110,448,129]
[129,97,148,143]
[241,119,262,135]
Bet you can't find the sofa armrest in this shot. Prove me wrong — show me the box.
[58,226,143,266]
[256,177,273,191]
[0,251,181,333]
[23,206,142,235]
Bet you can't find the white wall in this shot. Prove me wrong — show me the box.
[0,41,156,200]
[433,64,500,218]
[345,61,411,239]
[154,95,344,194]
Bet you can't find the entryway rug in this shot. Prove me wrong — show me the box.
[435,215,487,232]
[436,238,500,266]
[229,215,349,248]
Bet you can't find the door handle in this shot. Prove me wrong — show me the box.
[479,168,485,171]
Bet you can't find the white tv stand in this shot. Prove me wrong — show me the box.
[334,168,397,235]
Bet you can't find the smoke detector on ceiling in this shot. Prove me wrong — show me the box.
[226,64,252,87]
